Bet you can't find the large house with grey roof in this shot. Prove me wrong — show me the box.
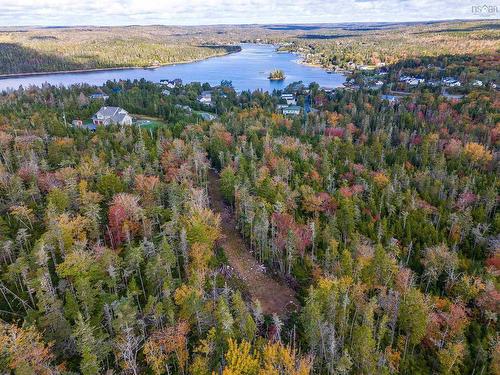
[92,107,132,126]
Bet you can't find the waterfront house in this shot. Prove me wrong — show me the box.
[92,107,132,126]
[198,91,213,105]
[281,93,296,105]
[282,105,301,116]
[160,79,182,88]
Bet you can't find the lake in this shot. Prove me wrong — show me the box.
[0,44,345,92]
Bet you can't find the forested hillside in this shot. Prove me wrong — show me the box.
[0,26,240,75]
[0,20,498,75]
[0,51,498,374]
[281,21,500,70]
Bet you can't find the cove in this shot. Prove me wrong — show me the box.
[0,44,345,92]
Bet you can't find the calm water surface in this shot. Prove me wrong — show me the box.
[0,44,345,92]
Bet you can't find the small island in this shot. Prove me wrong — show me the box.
[268,69,286,81]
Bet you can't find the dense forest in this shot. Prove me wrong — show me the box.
[0,49,498,375]
[0,26,241,75]
[279,21,500,70]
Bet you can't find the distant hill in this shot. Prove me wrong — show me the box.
[0,20,498,75]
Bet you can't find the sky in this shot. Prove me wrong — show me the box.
[0,0,498,26]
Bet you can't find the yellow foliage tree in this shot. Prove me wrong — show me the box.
[222,339,260,375]
[260,341,312,375]
[373,172,390,188]
[463,142,493,165]
[220,339,312,375]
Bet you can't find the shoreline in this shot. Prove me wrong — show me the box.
[298,59,352,74]
[0,45,242,80]
[279,45,353,75]
[295,57,352,76]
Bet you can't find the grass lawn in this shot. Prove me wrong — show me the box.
[133,114,169,130]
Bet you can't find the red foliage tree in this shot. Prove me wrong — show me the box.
[272,212,312,256]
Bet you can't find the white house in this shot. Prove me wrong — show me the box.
[408,78,425,85]
[281,93,296,105]
[282,105,301,116]
[381,95,400,104]
[92,107,132,126]
[89,93,109,101]
[442,77,461,87]
[160,79,182,88]
[198,91,213,105]
[471,80,483,87]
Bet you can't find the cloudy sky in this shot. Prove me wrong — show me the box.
[0,0,497,26]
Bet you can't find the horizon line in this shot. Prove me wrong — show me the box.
[0,18,497,29]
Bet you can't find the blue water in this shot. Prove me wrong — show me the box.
[0,44,345,92]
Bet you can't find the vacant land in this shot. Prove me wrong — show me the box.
[208,170,299,316]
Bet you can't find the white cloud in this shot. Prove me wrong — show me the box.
[0,0,495,26]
